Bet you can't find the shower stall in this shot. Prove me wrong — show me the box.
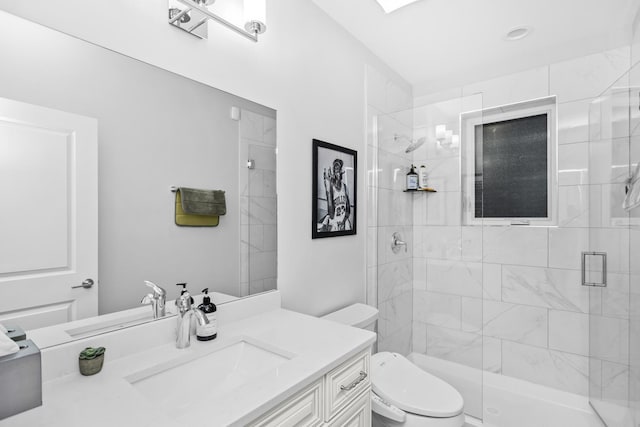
[368,58,640,426]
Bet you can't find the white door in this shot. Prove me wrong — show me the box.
[0,97,98,331]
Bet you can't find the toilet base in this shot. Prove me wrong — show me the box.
[373,410,465,427]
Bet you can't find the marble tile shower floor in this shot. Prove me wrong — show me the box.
[408,353,603,427]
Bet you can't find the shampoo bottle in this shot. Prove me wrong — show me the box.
[196,288,217,341]
[419,165,428,189]
[406,165,418,190]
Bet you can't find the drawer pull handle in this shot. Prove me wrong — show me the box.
[340,371,367,391]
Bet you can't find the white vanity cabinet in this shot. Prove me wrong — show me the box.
[249,349,371,427]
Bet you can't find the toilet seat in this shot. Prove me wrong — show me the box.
[371,352,464,418]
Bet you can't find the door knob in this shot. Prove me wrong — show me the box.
[72,279,95,289]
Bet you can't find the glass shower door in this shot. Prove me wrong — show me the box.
[587,67,635,427]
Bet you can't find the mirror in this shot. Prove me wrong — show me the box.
[0,11,277,346]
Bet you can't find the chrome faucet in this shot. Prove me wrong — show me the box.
[141,280,166,319]
[175,289,209,349]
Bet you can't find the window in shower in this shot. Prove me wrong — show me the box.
[461,96,557,226]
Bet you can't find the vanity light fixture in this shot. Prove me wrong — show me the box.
[169,0,267,42]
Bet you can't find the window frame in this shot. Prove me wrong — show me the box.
[460,96,558,226]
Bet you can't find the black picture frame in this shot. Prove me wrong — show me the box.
[312,139,357,238]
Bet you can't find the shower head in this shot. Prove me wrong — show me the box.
[394,134,426,153]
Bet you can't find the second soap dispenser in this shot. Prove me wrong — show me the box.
[196,288,217,341]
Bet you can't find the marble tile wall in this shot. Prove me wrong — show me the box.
[365,64,414,355]
[411,46,634,396]
[239,110,277,296]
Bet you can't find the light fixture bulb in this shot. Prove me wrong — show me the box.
[244,0,266,34]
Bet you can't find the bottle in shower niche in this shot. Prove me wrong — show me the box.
[418,165,428,189]
[406,165,419,190]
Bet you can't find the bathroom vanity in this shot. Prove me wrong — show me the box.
[0,291,375,427]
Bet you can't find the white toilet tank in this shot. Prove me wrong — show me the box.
[322,303,378,332]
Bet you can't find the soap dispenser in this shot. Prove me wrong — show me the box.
[175,283,195,334]
[196,288,217,341]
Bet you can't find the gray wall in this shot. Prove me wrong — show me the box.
[0,15,275,314]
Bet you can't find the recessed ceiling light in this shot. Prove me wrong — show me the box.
[375,0,422,14]
[504,26,532,41]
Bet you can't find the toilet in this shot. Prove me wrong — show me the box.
[323,303,465,427]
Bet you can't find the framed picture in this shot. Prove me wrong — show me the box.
[312,139,357,238]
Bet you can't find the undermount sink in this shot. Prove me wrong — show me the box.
[125,337,295,412]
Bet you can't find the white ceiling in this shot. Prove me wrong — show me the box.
[312,0,639,95]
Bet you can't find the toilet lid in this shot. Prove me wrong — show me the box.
[371,352,464,418]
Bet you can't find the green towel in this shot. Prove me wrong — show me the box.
[175,191,220,227]
[178,187,226,216]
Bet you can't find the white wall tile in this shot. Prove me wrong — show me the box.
[462,67,549,109]
[461,226,482,262]
[461,297,482,333]
[482,263,502,301]
[377,149,411,191]
[483,300,548,347]
[483,226,548,267]
[590,315,630,364]
[425,191,462,226]
[502,341,589,395]
[558,185,589,228]
[426,156,460,192]
[378,188,413,227]
[590,228,630,274]
[558,142,589,186]
[483,336,502,374]
[589,137,630,185]
[414,290,461,329]
[602,361,630,404]
[427,259,483,298]
[378,291,413,338]
[412,320,427,354]
[502,265,587,312]
[548,227,588,270]
[558,99,591,144]
[413,257,427,291]
[378,259,412,303]
[416,226,461,260]
[426,325,482,369]
[550,47,631,103]
[602,273,630,318]
[549,310,589,356]
[413,193,427,226]
[378,323,412,355]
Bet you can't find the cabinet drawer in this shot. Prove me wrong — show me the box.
[326,387,371,427]
[250,379,323,427]
[324,350,370,420]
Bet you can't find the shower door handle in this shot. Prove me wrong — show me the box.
[581,252,607,287]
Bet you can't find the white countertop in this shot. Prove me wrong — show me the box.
[0,302,375,427]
